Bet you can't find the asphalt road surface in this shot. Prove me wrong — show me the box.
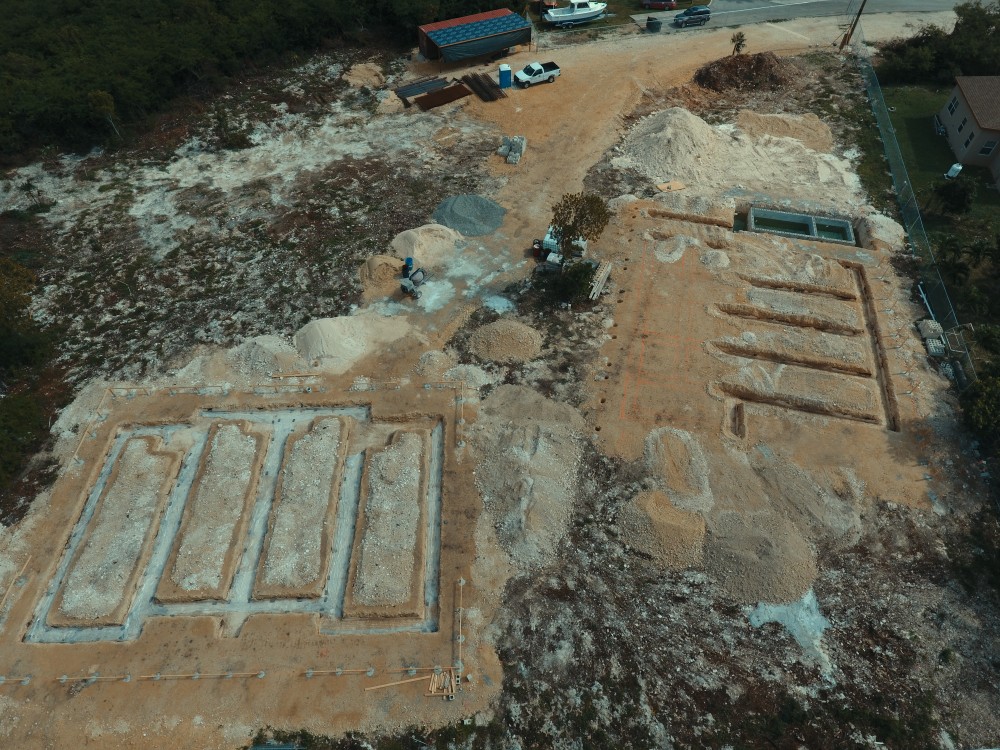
[631,0,954,30]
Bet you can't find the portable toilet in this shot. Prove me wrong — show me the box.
[499,64,512,89]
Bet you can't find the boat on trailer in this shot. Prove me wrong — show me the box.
[542,0,608,26]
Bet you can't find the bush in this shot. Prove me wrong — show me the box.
[960,366,1000,448]
[538,261,597,305]
[934,179,977,214]
[0,394,46,490]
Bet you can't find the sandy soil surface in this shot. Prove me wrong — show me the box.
[350,431,426,610]
[256,417,348,597]
[3,9,999,750]
[161,421,265,600]
[54,436,181,624]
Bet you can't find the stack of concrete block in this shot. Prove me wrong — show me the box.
[497,135,527,165]
[917,319,946,358]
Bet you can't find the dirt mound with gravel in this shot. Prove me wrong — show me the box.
[694,52,797,92]
[469,320,542,363]
[621,490,705,569]
[705,510,817,604]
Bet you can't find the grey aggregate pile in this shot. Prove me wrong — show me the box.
[432,194,506,236]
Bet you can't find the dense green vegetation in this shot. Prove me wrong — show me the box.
[0,250,57,510]
[0,0,520,159]
[875,5,1000,448]
[876,1,1000,84]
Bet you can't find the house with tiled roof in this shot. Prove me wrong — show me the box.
[938,76,1000,187]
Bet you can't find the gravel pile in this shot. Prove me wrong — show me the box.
[432,194,506,236]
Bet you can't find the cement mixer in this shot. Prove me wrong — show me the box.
[400,265,429,299]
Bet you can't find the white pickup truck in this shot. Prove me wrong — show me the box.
[515,61,560,87]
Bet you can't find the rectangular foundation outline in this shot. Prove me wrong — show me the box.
[24,404,446,643]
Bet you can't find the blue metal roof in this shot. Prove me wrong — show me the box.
[427,13,531,48]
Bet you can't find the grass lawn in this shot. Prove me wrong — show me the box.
[884,85,1000,239]
[884,85,1000,369]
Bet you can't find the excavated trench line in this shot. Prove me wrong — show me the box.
[716,302,863,337]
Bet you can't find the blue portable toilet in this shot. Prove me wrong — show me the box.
[404,257,414,276]
[499,64,512,89]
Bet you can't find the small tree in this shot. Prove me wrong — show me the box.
[87,90,121,138]
[539,260,597,305]
[550,192,612,256]
[731,32,747,55]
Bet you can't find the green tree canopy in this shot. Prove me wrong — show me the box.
[877,1,1000,83]
[550,192,613,256]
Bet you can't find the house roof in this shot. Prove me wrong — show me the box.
[419,9,529,48]
[956,76,1000,131]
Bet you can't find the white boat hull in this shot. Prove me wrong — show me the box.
[543,3,607,24]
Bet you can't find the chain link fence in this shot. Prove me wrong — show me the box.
[852,24,978,388]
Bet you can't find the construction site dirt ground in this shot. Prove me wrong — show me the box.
[2,10,999,750]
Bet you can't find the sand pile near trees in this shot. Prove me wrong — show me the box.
[343,62,385,88]
[389,224,464,268]
[469,320,543,363]
[614,107,861,206]
[471,385,585,569]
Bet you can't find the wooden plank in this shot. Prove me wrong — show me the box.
[364,674,431,692]
[589,261,612,300]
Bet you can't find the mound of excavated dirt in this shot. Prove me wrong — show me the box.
[414,349,457,378]
[389,224,464,268]
[694,52,796,93]
[622,490,705,569]
[226,336,297,379]
[735,110,834,153]
[469,320,542,363]
[432,195,506,237]
[705,510,817,604]
[615,108,861,206]
[471,385,585,569]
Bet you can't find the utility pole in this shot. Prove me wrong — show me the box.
[839,0,870,51]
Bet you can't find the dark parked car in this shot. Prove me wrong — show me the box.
[642,0,677,9]
[673,5,711,26]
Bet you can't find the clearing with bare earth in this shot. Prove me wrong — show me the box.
[0,10,998,750]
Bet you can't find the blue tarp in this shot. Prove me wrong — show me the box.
[426,14,531,62]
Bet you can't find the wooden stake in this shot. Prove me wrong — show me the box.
[364,675,431,692]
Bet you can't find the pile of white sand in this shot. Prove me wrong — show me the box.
[294,311,412,373]
[615,108,862,207]
[389,224,464,269]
